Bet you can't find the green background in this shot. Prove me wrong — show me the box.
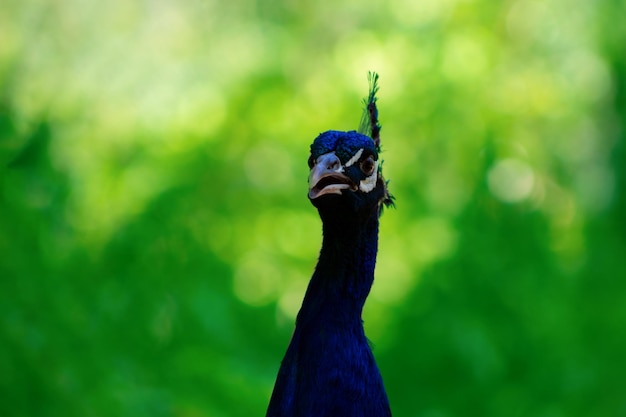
[1,0,625,416]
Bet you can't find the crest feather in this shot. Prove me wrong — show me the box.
[358,72,382,151]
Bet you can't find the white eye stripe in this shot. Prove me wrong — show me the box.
[359,161,378,192]
[344,148,364,168]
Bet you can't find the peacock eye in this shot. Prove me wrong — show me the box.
[360,155,376,176]
[308,155,316,168]
[361,155,376,176]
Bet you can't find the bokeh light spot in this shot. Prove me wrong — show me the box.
[488,158,535,203]
[234,251,282,306]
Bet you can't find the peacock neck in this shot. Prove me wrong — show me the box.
[297,204,380,326]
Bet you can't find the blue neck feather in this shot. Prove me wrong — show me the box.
[267,203,391,417]
[298,212,379,324]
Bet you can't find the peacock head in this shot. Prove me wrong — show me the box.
[307,130,393,216]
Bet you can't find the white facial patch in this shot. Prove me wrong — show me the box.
[344,148,364,168]
[359,161,378,192]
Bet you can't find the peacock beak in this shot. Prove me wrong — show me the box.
[308,153,356,199]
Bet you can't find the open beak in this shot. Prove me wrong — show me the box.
[308,153,357,199]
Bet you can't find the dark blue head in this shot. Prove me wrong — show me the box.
[309,130,378,166]
[307,130,391,219]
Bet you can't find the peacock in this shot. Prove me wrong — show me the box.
[266,73,394,417]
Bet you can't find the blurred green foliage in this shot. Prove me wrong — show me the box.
[1,0,625,416]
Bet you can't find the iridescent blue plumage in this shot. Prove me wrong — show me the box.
[267,74,392,417]
[310,130,378,164]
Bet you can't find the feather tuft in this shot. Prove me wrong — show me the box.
[358,72,382,150]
